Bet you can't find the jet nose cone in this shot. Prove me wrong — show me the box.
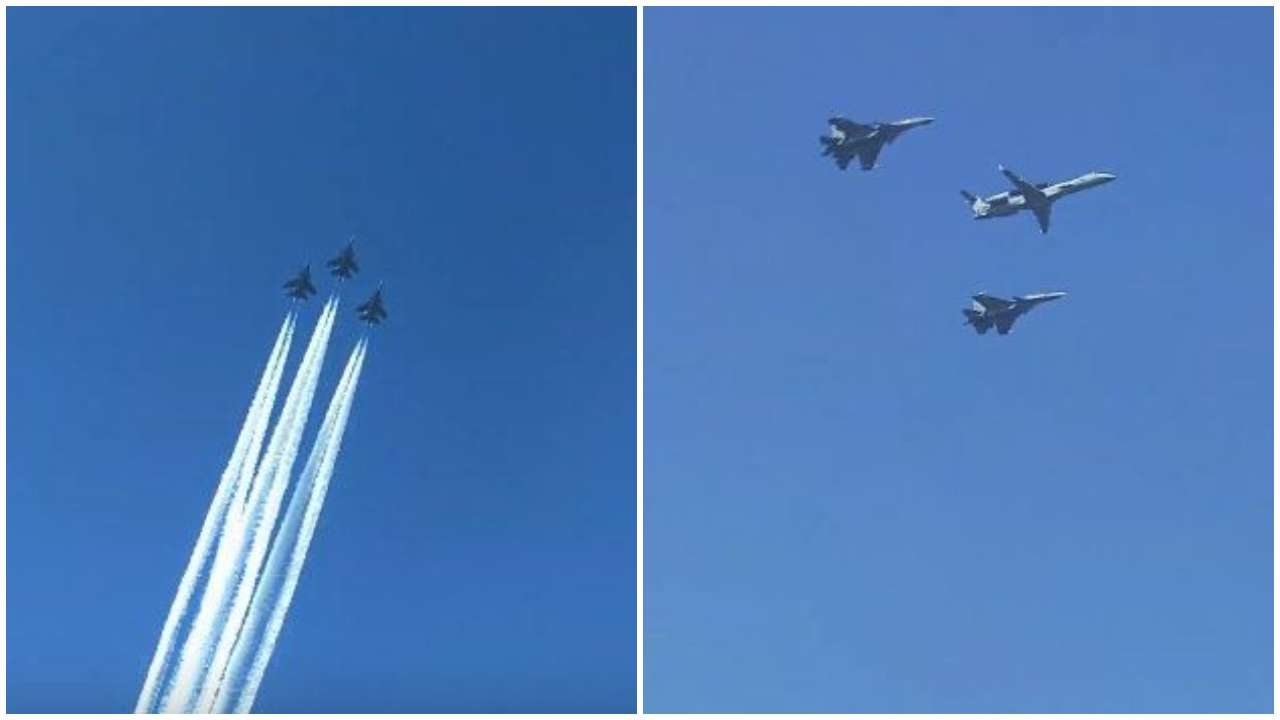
[1096,172,1117,183]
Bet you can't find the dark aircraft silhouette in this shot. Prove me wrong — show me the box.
[820,115,934,171]
[356,284,388,325]
[327,240,360,279]
[282,265,317,300]
[963,291,1066,335]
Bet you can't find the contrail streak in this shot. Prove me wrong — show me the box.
[193,301,342,712]
[213,339,368,713]
[162,300,337,712]
[135,314,296,714]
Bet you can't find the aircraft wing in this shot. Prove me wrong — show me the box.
[972,294,1012,312]
[857,143,882,171]
[1031,204,1052,234]
[1000,165,1035,191]
[1000,165,1047,199]
[994,315,1017,335]
[830,117,872,137]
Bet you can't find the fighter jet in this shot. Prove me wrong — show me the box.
[963,291,1066,335]
[356,284,388,325]
[327,240,360,280]
[962,166,1115,234]
[819,115,934,171]
[282,265,317,300]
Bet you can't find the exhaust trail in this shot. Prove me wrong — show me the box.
[195,299,341,712]
[135,313,296,714]
[212,339,368,713]
[162,299,338,713]
[193,301,343,712]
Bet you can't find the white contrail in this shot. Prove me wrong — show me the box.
[162,300,337,713]
[177,299,337,712]
[212,339,368,713]
[135,313,296,714]
[192,299,340,712]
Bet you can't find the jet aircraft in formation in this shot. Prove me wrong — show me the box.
[963,292,1066,335]
[962,165,1116,234]
[282,240,388,325]
[819,115,933,171]
[282,265,317,300]
[328,240,360,279]
[817,113,1117,335]
[356,284,389,325]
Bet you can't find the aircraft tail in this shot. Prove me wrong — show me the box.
[962,307,991,334]
[960,190,988,216]
[819,135,838,156]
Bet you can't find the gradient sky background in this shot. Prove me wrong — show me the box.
[9,8,635,712]
[645,7,1271,713]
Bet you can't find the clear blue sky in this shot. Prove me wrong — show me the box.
[645,7,1271,713]
[8,8,635,712]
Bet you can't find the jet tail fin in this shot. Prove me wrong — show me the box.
[960,190,977,203]
[819,135,838,156]
[962,308,992,334]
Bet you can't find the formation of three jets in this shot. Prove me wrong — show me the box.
[820,115,1116,335]
[283,241,388,325]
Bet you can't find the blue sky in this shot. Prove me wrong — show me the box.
[645,7,1271,713]
[8,8,635,712]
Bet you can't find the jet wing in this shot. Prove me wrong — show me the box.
[972,294,1012,312]
[830,117,872,137]
[1000,165,1037,193]
[995,315,1017,335]
[1000,165,1047,200]
[857,143,882,171]
[1031,203,1052,234]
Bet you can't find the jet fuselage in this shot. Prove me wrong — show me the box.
[821,116,933,171]
[963,291,1066,335]
[968,171,1115,220]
